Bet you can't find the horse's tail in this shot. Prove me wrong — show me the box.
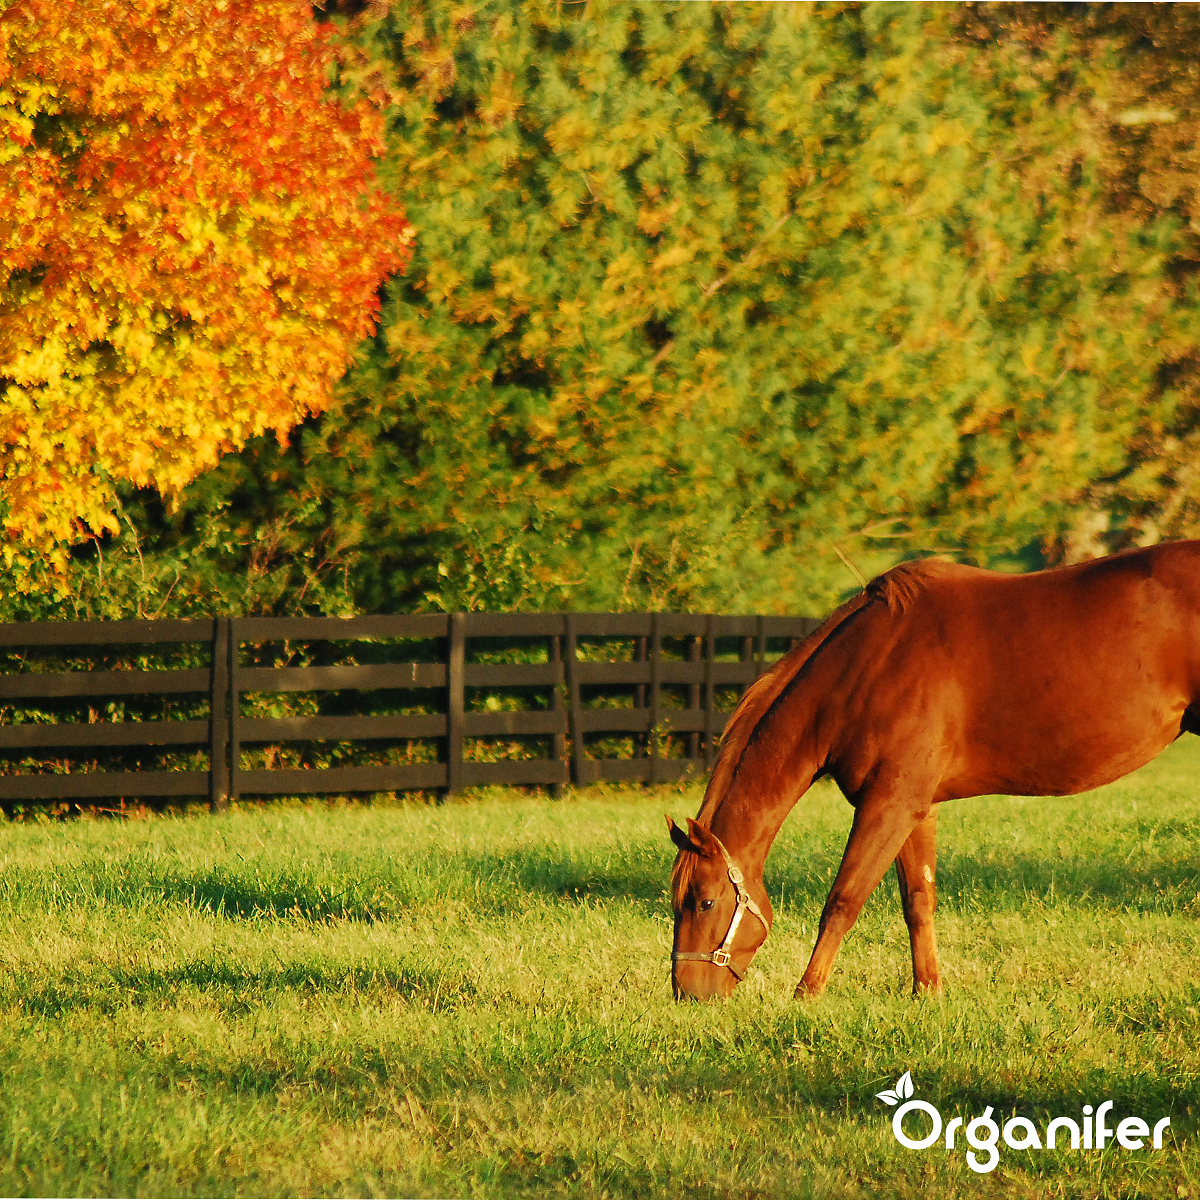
[695,589,874,825]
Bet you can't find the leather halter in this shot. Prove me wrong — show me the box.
[672,831,770,981]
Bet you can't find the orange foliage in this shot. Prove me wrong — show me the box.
[0,0,411,575]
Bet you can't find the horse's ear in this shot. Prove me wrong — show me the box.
[667,816,720,857]
[685,817,720,858]
[667,815,694,853]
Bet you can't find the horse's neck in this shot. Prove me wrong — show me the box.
[707,749,820,878]
[703,625,838,875]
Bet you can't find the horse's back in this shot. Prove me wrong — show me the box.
[826,543,1200,800]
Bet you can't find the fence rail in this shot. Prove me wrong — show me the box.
[0,611,820,807]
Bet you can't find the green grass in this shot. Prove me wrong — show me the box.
[4,742,1200,1198]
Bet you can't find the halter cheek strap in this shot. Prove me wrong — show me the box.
[672,832,770,981]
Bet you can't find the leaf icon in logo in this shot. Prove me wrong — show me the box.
[896,1071,914,1099]
[875,1089,899,1105]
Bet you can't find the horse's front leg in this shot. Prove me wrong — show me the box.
[795,780,934,999]
[894,808,942,996]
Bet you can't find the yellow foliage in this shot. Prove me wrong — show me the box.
[0,0,410,580]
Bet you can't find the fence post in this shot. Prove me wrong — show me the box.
[703,614,716,768]
[446,613,465,797]
[227,617,240,803]
[564,613,591,786]
[648,612,661,785]
[635,630,648,759]
[688,630,701,762]
[549,622,566,797]
[208,617,229,811]
[756,614,767,679]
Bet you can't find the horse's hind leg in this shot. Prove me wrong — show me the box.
[894,809,941,995]
[795,782,934,999]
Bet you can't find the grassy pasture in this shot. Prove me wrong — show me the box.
[3,742,1200,1197]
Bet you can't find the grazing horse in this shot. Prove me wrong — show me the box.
[668,541,1200,1001]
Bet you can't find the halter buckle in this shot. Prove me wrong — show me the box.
[710,948,731,968]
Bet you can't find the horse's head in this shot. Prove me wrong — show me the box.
[667,815,772,1000]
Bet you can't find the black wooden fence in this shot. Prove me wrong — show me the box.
[0,612,819,808]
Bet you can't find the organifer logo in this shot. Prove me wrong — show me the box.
[876,1072,1172,1174]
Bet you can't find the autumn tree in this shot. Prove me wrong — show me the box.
[0,0,411,578]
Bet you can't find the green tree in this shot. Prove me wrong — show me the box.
[70,1,1195,619]
[957,4,1200,559]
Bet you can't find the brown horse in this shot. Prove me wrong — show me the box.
[668,541,1200,1001]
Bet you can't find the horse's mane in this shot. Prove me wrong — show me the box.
[693,557,957,829]
[688,594,867,834]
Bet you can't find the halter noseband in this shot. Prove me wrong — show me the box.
[672,831,770,981]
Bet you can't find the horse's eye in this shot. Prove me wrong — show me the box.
[698,898,715,913]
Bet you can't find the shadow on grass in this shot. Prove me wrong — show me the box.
[11,958,476,1018]
[930,849,1200,914]
[178,849,1200,921]
[129,853,674,922]
[125,1003,1193,1141]
[457,848,669,905]
[146,870,387,923]
[447,842,1200,919]
[98,828,1199,928]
